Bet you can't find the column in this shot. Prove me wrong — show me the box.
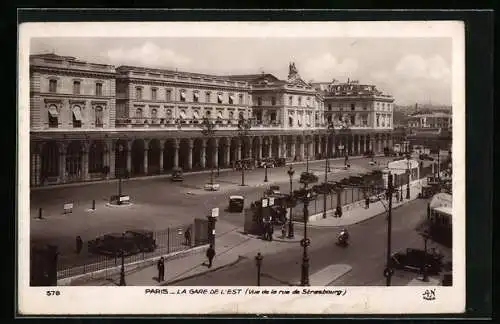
[143,140,149,175]
[173,139,180,168]
[224,143,230,167]
[309,141,313,159]
[126,141,132,174]
[277,137,282,158]
[108,140,115,179]
[317,137,322,157]
[362,136,366,154]
[159,139,165,172]
[291,138,296,158]
[200,139,207,169]
[268,139,272,158]
[187,139,194,170]
[299,139,305,160]
[247,137,253,160]
[59,142,67,184]
[237,142,242,160]
[82,143,90,180]
[257,137,263,160]
[31,145,41,186]
[213,138,219,168]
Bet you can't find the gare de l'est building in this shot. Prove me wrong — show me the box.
[29,54,395,187]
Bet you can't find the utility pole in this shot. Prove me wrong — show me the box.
[385,172,394,286]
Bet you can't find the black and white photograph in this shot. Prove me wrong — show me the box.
[18,21,465,314]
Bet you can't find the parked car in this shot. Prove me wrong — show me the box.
[419,154,434,161]
[171,167,184,182]
[388,248,444,275]
[228,195,245,212]
[87,233,139,256]
[125,229,157,252]
[275,157,287,167]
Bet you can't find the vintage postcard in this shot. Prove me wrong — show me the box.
[18,21,465,315]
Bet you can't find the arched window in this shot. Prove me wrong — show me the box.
[166,109,172,120]
[41,141,59,177]
[95,106,103,127]
[66,141,83,176]
[135,108,143,119]
[151,108,158,119]
[89,141,105,173]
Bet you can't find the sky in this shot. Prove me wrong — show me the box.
[31,37,452,106]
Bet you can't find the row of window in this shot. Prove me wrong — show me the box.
[49,79,104,96]
[47,105,104,129]
[135,87,245,105]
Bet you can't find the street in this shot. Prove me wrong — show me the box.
[170,198,451,286]
[29,156,428,272]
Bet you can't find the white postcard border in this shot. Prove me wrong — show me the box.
[18,21,466,315]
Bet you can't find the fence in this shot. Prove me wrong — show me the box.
[290,165,433,221]
[56,223,206,280]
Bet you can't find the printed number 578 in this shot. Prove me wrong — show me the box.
[46,290,61,296]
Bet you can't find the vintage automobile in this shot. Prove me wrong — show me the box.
[388,248,443,275]
[257,158,276,168]
[124,229,157,252]
[419,154,435,161]
[275,157,287,167]
[87,232,139,256]
[264,185,281,196]
[171,167,184,182]
[228,195,245,213]
[235,158,255,171]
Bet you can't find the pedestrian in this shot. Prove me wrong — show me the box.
[184,227,192,247]
[206,244,215,268]
[365,197,370,209]
[281,223,287,238]
[75,236,83,254]
[157,257,165,282]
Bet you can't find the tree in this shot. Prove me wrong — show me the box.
[237,113,252,186]
[199,116,217,186]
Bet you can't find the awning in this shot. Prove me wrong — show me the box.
[193,110,200,119]
[217,111,223,118]
[218,94,223,101]
[72,106,82,121]
[180,92,186,99]
[230,95,235,101]
[194,92,199,98]
[179,110,186,119]
[48,105,58,117]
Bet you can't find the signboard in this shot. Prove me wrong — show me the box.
[268,197,275,206]
[262,198,268,208]
[119,196,130,202]
[63,203,73,213]
[211,207,219,218]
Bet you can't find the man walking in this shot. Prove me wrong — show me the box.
[184,227,192,247]
[75,236,83,255]
[157,257,165,282]
[206,244,215,268]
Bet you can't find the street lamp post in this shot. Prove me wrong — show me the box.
[119,233,126,286]
[406,155,411,199]
[117,144,124,203]
[324,122,335,218]
[287,166,295,239]
[255,252,263,286]
[300,190,312,286]
[264,165,268,183]
[384,172,395,286]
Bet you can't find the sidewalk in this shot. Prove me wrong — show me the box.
[304,180,424,228]
[77,222,300,286]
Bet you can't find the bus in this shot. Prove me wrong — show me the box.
[428,193,452,247]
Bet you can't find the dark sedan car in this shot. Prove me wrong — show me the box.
[87,233,139,256]
[389,248,444,275]
[125,229,157,252]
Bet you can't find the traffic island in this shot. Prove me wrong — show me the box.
[203,183,220,191]
[107,194,133,207]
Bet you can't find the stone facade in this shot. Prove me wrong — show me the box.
[29,55,394,187]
